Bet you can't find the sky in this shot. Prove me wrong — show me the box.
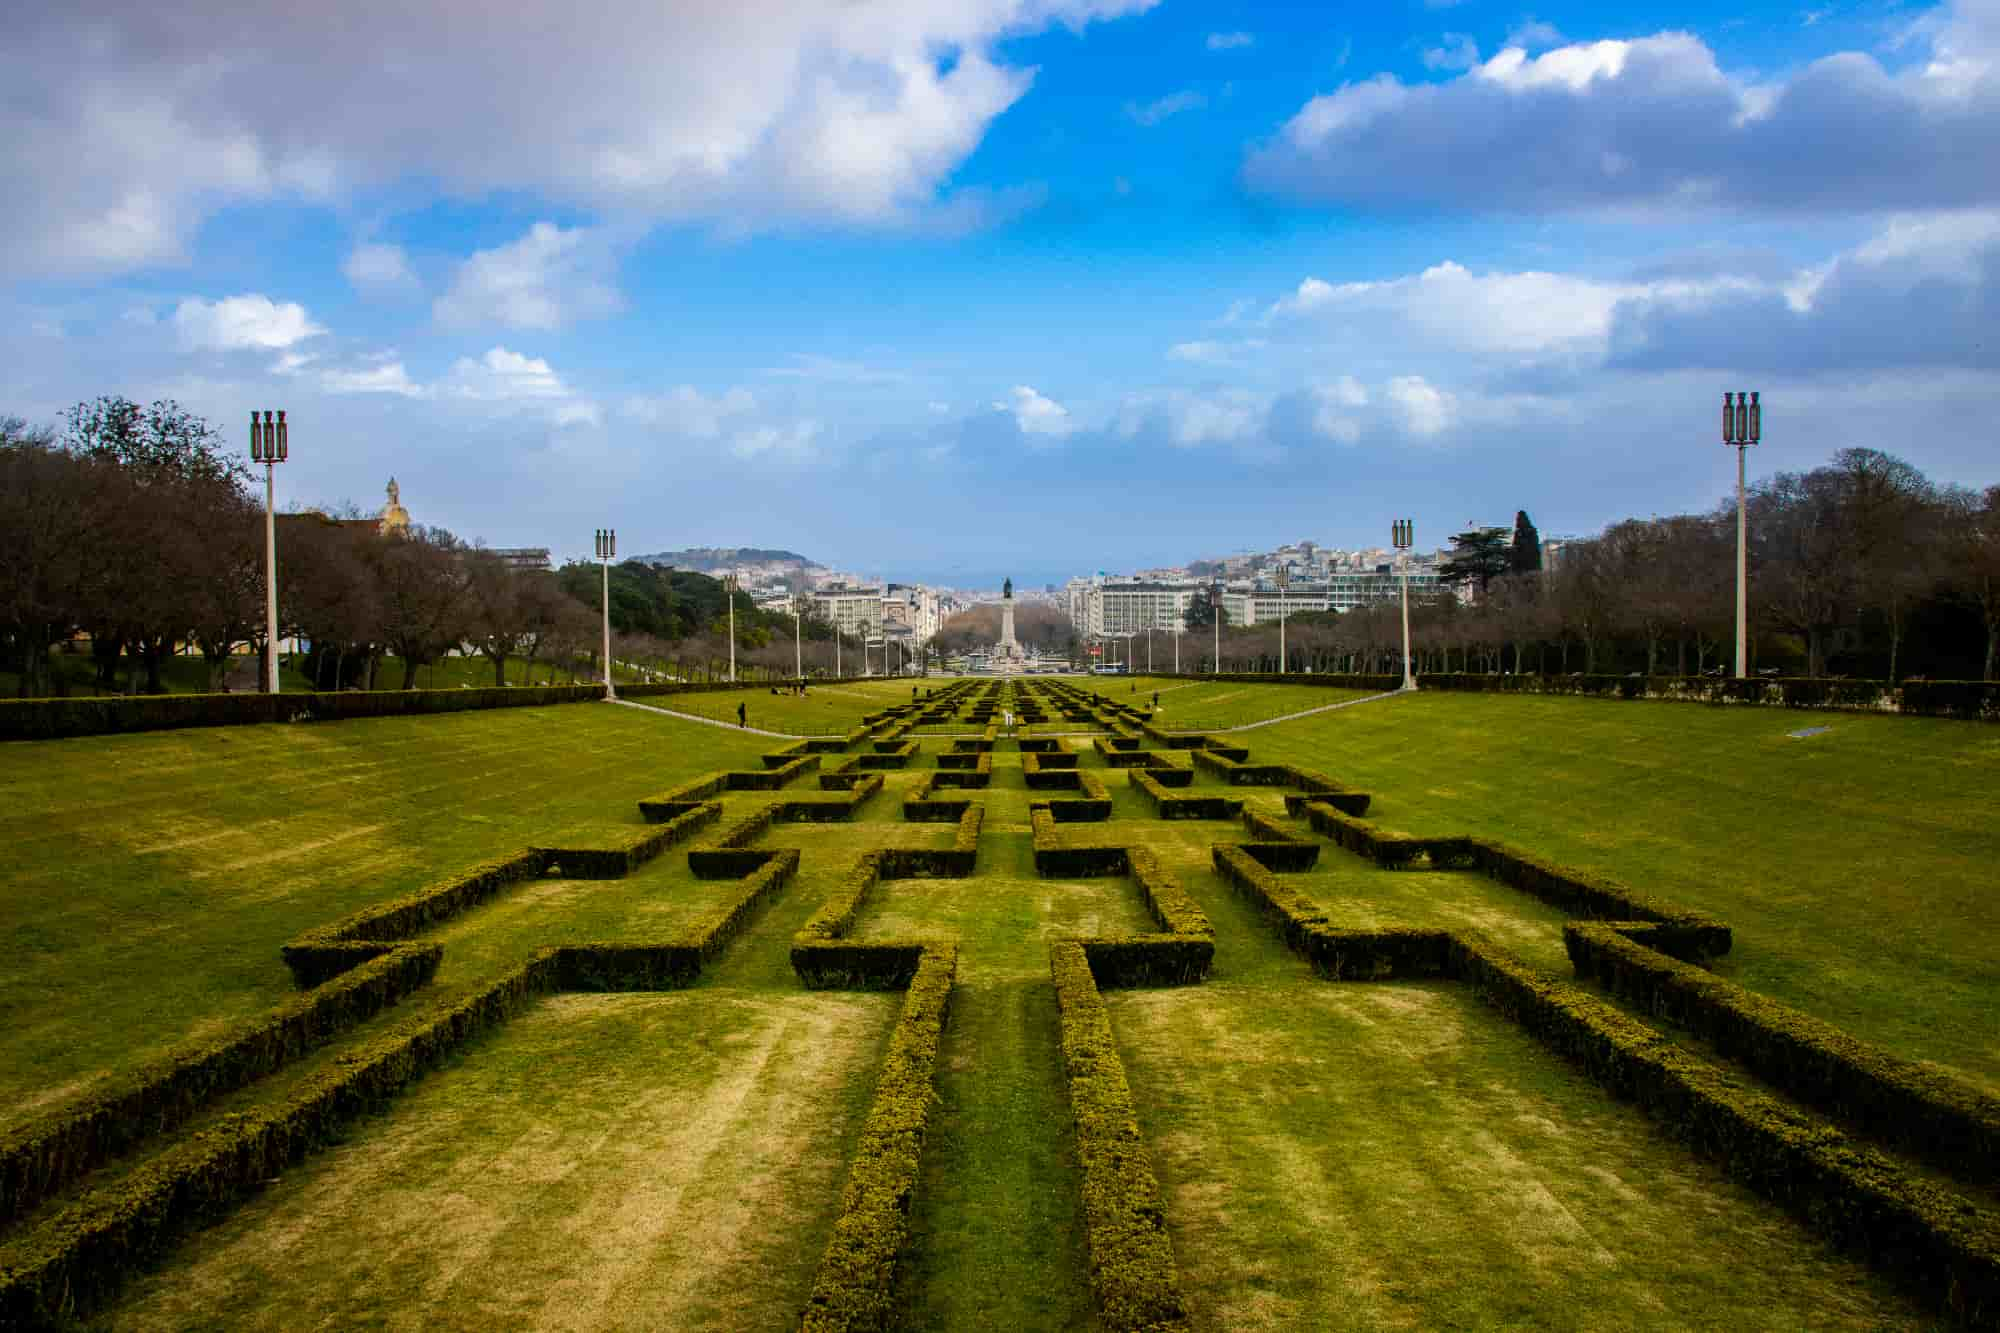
[5,0,1997,590]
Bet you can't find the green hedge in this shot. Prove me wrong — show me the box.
[936,750,982,770]
[1239,842,1322,873]
[1566,923,2000,1188]
[776,774,885,822]
[725,754,821,789]
[637,772,729,822]
[1470,838,1731,960]
[1022,750,1080,773]
[0,684,605,743]
[801,945,957,1330]
[1050,942,1193,1332]
[0,951,557,1326]
[533,805,721,879]
[1298,800,1476,870]
[856,743,918,771]
[0,944,441,1228]
[1417,672,1999,722]
[762,740,813,768]
[557,849,797,990]
[282,848,552,986]
[931,752,992,790]
[1451,934,2000,1324]
[902,779,973,823]
[1031,811,1128,877]
[1131,770,1243,821]
[1241,810,1302,844]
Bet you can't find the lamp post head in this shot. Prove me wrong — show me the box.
[250,409,289,464]
[1724,390,1761,447]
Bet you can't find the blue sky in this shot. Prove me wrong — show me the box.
[5,0,1996,589]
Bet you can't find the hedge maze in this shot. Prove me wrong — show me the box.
[2,674,1992,1329]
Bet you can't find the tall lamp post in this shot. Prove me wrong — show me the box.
[1211,579,1222,674]
[249,411,288,694]
[793,594,807,682]
[1276,566,1290,675]
[595,528,617,699]
[1723,391,1761,678]
[1392,519,1414,690]
[723,573,738,682]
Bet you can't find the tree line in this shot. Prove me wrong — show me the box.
[1,399,906,697]
[1182,449,1998,681]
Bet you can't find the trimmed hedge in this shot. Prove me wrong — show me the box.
[1241,809,1302,844]
[801,945,958,1331]
[1470,838,1731,960]
[1188,749,1292,786]
[1130,769,1243,821]
[1298,800,1476,871]
[931,752,992,790]
[1050,942,1193,1333]
[534,805,722,879]
[726,754,821,789]
[0,684,605,743]
[556,849,798,991]
[1566,923,2000,1188]
[1451,933,2000,1325]
[902,777,973,823]
[936,750,982,770]
[0,944,441,1228]
[856,742,918,771]
[686,806,779,878]
[282,847,553,986]
[776,774,885,822]
[637,772,728,822]
[763,740,813,768]
[1022,749,1080,773]
[1031,810,1128,877]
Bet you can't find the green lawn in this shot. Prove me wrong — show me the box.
[636,678,945,734]
[1075,675,1382,730]
[0,701,770,1123]
[2,705,1966,1329]
[1243,690,2000,1092]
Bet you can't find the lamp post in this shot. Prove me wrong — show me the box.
[248,410,288,694]
[594,528,617,699]
[723,573,738,682]
[1276,566,1290,676]
[793,594,806,683]
[1392,519,1414,690]
[1723,391,1761,679]
[1212,579,1222,674]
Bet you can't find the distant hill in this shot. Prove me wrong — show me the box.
[632,546,818,572]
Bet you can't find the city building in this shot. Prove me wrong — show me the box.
[812,582,885,642]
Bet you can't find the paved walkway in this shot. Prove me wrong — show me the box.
[1189,686,1412,733]
[611,696,804,740]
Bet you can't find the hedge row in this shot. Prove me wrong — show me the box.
[902,777,973,823]
[727,754,821,789]
[856,743,917,771]
[800,945,958,1332]
[1181,672,1402,692]
[0,951,556,1326]
[0,944,441,1228]
[1022,749,1080,773]
[637,772,729,822]
[936,749,982,770]
[1049,942,1193,1333]
[1452,933,2000,1325]
[1468,836,1731,960]
[0,684,606,743]
[775,774,885,822]
[931,752,992,790]
[1030,809,1128,877]
[1279,766,1371,817]
[1024,760,1086,791]
[1187,749,1290,786]
[686,806,779,878]
[1130,769,1243,821]
[282,847,554,987]
[1241,810,1302,844]
[1566,922,2000,1188]
[1031,769,1112,823]
[818,770,876,792]
[1212,844,1451,978]
[534,804,722,879]
[554,849,799,991]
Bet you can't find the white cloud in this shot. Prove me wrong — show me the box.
[1423,34,1481,73]
[1125,90,1207,126]
[434,223,623,331]
[173,294,324,351]
[729,419,822,460]
[321,360,425,397]
[1206,31,1254,51]
[343,242,417,294]
[1506,19,1565,51]
[1168,339,1266,367]
[448,346,572,400]
[760,354,907,384]
[622,385,757,437]
[2,0,1159,276]
[997,384,1076,437]
[1386,375,1455,436]
[1247,6,2000,216]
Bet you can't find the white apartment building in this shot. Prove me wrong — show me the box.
[1066,577,1199,637]
[812,583,885,641]
[883,583,941,643]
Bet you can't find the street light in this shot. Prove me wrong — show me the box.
[1723,391,1761,679]
[594,528,617,699]
[1276,566,1290,676]
[248,411,289,694]
[793,593,807,683]
[723,573,739,682]
[1392,519,1414,690]
[1211,579,1222,674]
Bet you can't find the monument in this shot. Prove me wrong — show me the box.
[378,477,411,537]
[998,577,1019,656]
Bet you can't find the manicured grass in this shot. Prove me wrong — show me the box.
[636,678,940,734]
[1078,675,1381,730]
[99,989,898,1331]
[1247,691,2000,1090]
[1106,872,1914,1329]
[5,711,1962,1329]
[0,701,770,1124]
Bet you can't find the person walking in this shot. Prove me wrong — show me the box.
[737,701,747,728]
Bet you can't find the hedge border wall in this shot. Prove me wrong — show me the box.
[0,684,607,743]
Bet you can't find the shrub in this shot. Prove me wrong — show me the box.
[801,946,958,1330]
[1050,942,1193,1332]
[0,685,605,743]
[535,807,721,879]
[1566,922,2000,1188]
[637,772,729,822]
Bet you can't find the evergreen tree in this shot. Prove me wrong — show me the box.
[1510,510,1542,574]
[1439,527,1511,599]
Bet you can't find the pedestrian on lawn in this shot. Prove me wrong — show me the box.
[737,701,747,728]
